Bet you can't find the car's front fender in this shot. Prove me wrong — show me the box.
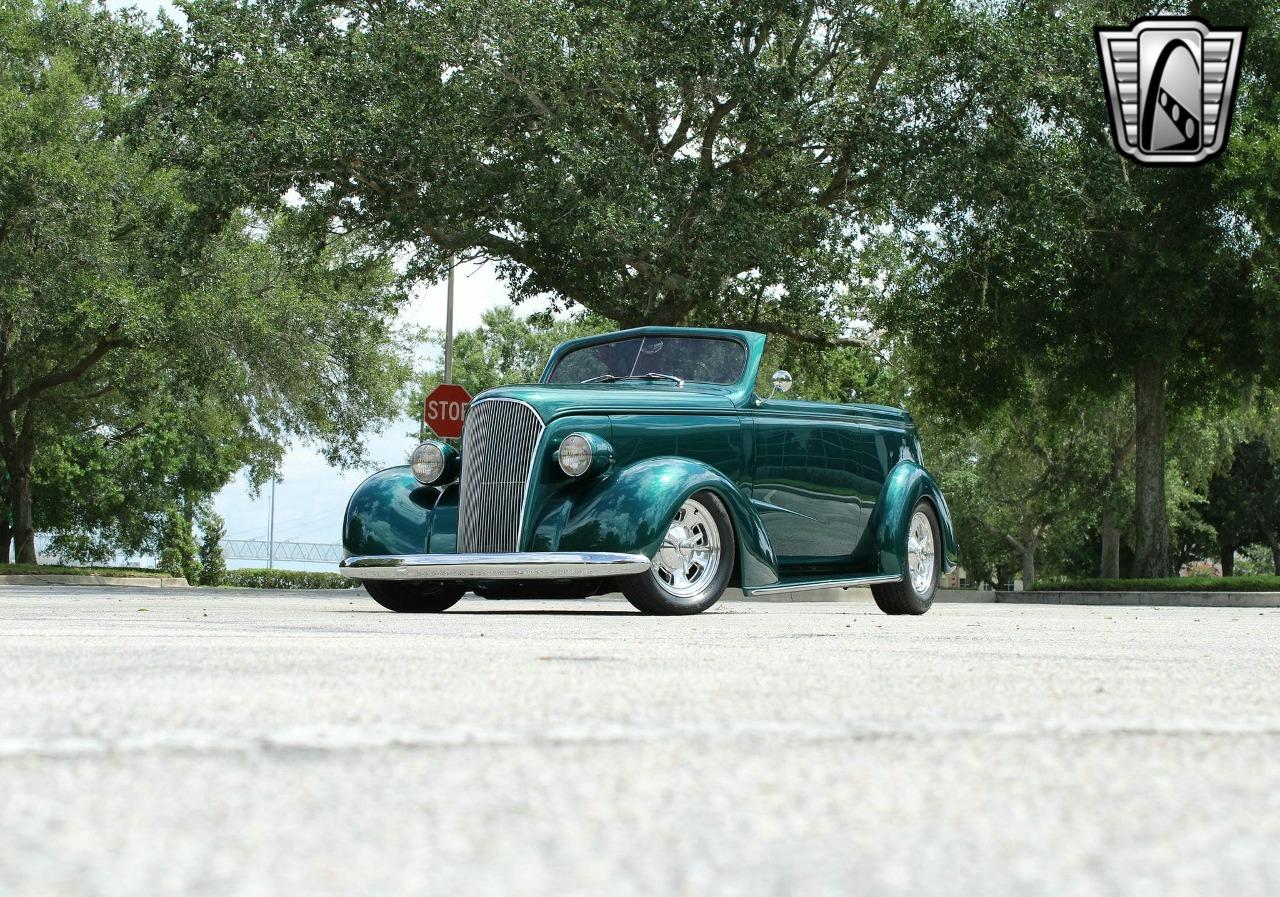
[543,457,781,589]
[342,466,455,557]
[865,461,958,577]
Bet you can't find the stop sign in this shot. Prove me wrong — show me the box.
[423,384,472,439]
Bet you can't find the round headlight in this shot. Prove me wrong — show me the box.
[410,441,447,485]
[557,433,594,477]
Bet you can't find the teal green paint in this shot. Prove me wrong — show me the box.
[552,456,779,589]
[427,483,459,553]
[341,326,958,588]
[867,461,959,576]
[342,468,440,556]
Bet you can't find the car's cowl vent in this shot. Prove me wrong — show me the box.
[456,398,544,553]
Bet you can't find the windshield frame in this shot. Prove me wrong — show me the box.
[543,333,750,387]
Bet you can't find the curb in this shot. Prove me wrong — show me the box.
[0,574,190,589]
[938,589,1280,608]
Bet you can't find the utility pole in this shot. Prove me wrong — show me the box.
[267,472,276,570]
[444,256,456,384]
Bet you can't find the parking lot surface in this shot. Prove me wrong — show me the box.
[1,585,1278,896]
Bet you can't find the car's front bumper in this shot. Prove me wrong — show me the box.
[338,552,652,581]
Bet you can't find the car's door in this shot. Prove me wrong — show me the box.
[748,401,891,571]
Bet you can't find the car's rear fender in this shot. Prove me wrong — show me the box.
[863,461,958,577]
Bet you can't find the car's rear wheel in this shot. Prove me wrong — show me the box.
[619,491,735,615]
[871,500,939,615]
[363,580,466,613]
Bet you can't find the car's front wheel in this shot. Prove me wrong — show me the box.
[619,491,735,615]
[363,580,466,613]
[871,500,940,615]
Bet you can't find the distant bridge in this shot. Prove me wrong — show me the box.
[220,540,344,564]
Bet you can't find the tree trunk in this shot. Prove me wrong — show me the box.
[1132,360,1170,577]
[1021,549,1035,589]
[1100,505,1121,579]
[1220,539,1234,577]
[1016,519,1036,589]
[9,465,35,563]
[4,424,37,565]
[1269,534,1280,576]
[0,516,9,565]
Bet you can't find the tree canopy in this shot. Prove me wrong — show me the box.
[870,0,1280,576]
[152,0,1003,346]
[0,0,412,562]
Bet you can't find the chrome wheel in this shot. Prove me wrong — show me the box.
[907,510,936,595]
[652,497,722,599]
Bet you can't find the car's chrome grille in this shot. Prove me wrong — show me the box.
[457,398,544,553]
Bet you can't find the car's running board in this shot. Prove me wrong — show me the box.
[743,573,902,596]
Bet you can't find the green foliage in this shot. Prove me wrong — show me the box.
[1033,576,1280,594]
[756,342,904,407]
[1233,545,1280,577]
[161,0,991,346]
[157,505,200,584]
[0,0,412,562]
[412,306,611,413]
[920,388,1113,588]
[0,563,168,577]
[197,508,227,587]
[1204,439,1280,572]
[868,0,1280,575]
[220,568,359,589]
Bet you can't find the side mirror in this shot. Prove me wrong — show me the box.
[768,370,793,399]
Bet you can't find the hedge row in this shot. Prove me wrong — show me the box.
[0,563,168,578]
[220,568,359,590]
[1032,575,1280,593]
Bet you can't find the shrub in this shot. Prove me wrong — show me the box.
[220,568,358,589]
[0,563,167,577]
[198,509,228,587]
[158,505,200,584]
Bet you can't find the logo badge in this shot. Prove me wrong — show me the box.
[1095,17,1245,166]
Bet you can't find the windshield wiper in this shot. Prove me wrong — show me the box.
[581,372,685,387]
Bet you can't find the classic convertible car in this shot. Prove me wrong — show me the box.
[340,327,957,615]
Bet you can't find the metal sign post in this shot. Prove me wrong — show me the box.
[444,256,456,384]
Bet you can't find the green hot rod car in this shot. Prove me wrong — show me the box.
[340,327,957,615]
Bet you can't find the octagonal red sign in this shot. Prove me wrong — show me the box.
[423,384,472,439]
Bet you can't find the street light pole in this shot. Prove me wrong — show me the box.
[267,473,276,570]
[444,256,455,384]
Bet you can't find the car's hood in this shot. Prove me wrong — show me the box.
[476,382,738,421]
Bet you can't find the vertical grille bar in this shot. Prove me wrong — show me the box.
[457,398,545,553]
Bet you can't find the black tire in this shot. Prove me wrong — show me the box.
[619,490,735,615]
[363,580,466,613]
[871,500,940,615]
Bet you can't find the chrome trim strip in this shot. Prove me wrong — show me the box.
[743,573,902,596]
[749,496,820,522]
[339,552,652,581]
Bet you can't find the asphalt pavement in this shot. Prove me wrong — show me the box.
[1,584,1278,897]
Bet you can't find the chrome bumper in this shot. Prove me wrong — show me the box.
[338,552,652,581]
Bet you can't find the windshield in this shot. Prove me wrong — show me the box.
[546,335,747,385]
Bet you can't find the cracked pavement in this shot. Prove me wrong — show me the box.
[1,586,1278,896]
